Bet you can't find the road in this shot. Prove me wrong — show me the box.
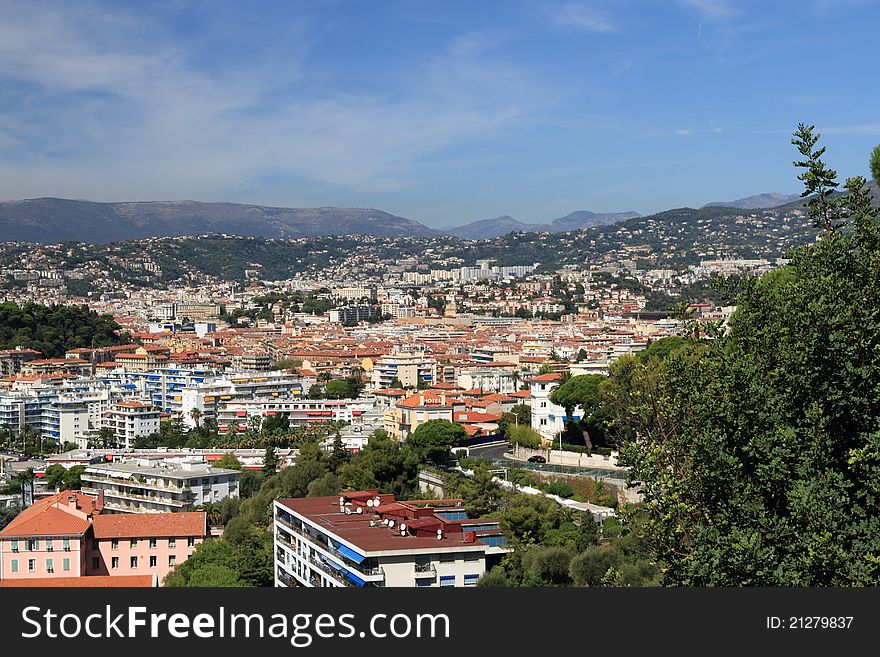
[467,442,629,483]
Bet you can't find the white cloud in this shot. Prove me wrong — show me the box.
[0,1,546,202]
[544,2,616,33]
[673,129,695,136]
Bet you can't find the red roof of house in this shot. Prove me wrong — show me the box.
[528,373,563,382]
[0,491,103,538]
[92,511,207,539]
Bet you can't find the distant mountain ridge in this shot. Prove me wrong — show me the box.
[704,192,801,210]
[0,198,441,243]
[445,210,642,239]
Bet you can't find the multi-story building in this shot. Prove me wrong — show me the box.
[104,401,161,448]
[329,305,372,324]
[81,458,240,514]
[0,490,207,585]
[529,372,582,442]
[0,348,42,376]
[383,391,460,440]
[274,491,505,588]
[371,350,437,389]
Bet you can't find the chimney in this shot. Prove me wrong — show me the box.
[67,494,78,510]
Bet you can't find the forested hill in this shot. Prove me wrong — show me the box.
[0,202,824,285]
[0,302,127,358]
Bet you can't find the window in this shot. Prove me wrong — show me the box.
[46,539,54,551]
[168,555,176,566]
[213,477,218,484]
[11,540,18,553]
[10,560,18,573]
[168,538,176,548]
[111,557,119,570]
[92,539,99,550]
[201,478,209,486]
[187,537,195,548]
[28,559,36,572]
[150,556,157,568]
[464,552,481,562]
[463,574,479,586]
[439,552,456,563]
[62,558,71,572]
[415,578,432,587]
[130,556,138,569]
[130,539,138,549]
[149,538,157,549]
[63,538,70,551]
[92,557,99,570]
[439,575,455,587]
[26,539,38,551]
[111,539,119,550]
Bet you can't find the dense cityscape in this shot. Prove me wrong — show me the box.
[3,2,880,604]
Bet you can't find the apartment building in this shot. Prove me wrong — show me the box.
[529,372,582,442]
[371,350,437,389]
[274,491,505,588]
[383,391,460,440]
[0,490,207,585]
[0,348,41,375]
[80,459,240,514]
[329,305,372,324]
[105,401,161,448]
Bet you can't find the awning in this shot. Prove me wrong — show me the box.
[344,570,366,587]
[336,544,366,564]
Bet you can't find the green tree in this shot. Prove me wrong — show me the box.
[608,126,880,586]
[216,452,243,470]
[569,547,623,587]
[457,463,505,518]
[522,546,572,586]
[871,144,880,187]
[324,379,351,399]
[262,446,278,477]
[407,420,466,466]
[262,413,290,434]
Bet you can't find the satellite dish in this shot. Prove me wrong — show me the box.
[373,497,380,505]
[399,523,407,533]
[339,496,345,505]
[366,498,374,507]
[356,507,363,514]
[388,519,395,528]
[436,529,443,539]
[344,507,351,515]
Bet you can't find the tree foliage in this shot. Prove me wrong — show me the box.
[608,126,880,585]
[0,301,127,357]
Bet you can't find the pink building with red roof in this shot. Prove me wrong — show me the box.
[0,491,207,586]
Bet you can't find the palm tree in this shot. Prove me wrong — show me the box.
[16,467,35,507]
[189,408,203,431]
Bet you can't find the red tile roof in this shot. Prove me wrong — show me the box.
[0,491,103,538]
[92,511,207,539]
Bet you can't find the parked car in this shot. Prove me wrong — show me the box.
[527,455,547,464]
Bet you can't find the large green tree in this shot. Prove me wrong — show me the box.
[608,125,880,586]
[407,420,466,466]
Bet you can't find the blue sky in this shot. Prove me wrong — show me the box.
[1,0,878,227]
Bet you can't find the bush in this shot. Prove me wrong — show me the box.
[569,547,623,586]
[544,481,574,498]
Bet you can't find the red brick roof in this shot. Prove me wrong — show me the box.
[529,372,563,382]
[92,511,207,539]
[0,491,104,539]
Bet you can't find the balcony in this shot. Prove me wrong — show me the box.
[413,563,436,578]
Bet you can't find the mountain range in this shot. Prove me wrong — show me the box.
[0,198,441,243]
[703,192,801,210]
[442,210,642,239]
[0,188,863,244]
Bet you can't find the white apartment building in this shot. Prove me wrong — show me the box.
[530,372,582,442]
[105,401,161,448]
[274,491,505,588]
[81,459,240,514]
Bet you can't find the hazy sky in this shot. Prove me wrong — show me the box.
[1,0,878,227]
